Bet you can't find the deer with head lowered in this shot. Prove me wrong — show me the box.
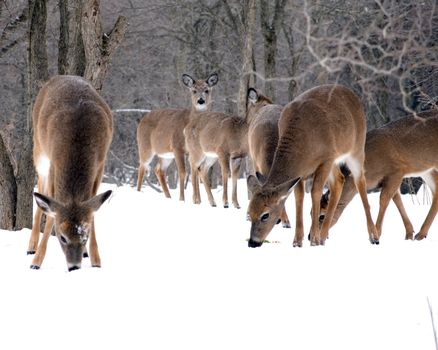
[183,75,248,208]
[246,88,290,227]
[320,109,438,241]
[136,73,219,201]
[247,84,378,247]
[27,75,113,271]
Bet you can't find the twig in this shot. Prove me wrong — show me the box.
[427,296,438,350]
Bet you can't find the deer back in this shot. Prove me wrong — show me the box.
[33,75,113,202]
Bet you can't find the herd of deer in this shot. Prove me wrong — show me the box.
[27,74,438,271]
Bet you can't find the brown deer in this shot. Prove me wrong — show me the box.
[136,73,219,201]
[320,109,438,241]
[247,84,378,247]
[27,75,113,271]
[246,88,290,227]
[184,78,248,208]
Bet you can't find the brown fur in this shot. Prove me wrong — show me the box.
[247,84,378,247]
[321,109,438,240]
[28,75,113,271]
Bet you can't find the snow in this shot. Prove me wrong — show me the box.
[1,180,437,350]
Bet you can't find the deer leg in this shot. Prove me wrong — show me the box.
[137,165,145,191]
[89,220,101,268]
[174,152,186,202]
[27,207,43,254]
[375,176,402,240]
[230,157,242,209]
[30,215,54,269]
[320,167,345,244]
[293,180,305,247]
[28,177,46,254]
[280,206,291,228]
[189,158,201,204]
[199,160,217,207]
[415,172,438,240]
[309,162,333,246]
[155,158,172,199]
[392,192,415,240]
[218,154,230,208]
[347,158,378,244]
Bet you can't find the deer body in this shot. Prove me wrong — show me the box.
[247,84,378,247]
[137,108,190,200]
[27,75,113,271]
[321,110,438,240]
[183,75,247,208]
[137,73,219,201]
[246,88,290,227]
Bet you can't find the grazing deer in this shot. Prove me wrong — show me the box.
[136,73,219,201]
[27,75,113,271]
[247,84,378,247]
[320,109,438,241]
[184,76,248,208]
[246,88,290,227]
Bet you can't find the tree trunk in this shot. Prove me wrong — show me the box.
[14,0,50,230]
[81,0,128,91]
[237,0,256,119]
[0,135,17,230]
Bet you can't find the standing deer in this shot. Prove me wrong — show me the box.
[320,109,438,241]
[136,73,219,201]
[27,75,113,271]
[246,88,290,227]
[247,84,378,247]
[184,76,248,208]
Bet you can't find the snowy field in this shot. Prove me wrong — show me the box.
[1,179,437,350]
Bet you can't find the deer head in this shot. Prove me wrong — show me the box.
[34,190,112,271]
[182,72,218,112]
[247,174,300,247]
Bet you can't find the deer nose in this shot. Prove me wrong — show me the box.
[68,265,81,272]
[197,98,205,105]
[319,214,325,223]
[248,239,263,248]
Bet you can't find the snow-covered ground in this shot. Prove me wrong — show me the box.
[1,180,437,350]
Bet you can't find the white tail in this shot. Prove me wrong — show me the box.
[320,109,438,241]
[27,75,113,271]
[183,75,248,208]
[247,84,378,247]
[136,73,218,201]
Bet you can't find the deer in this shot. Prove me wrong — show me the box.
[136,73,219,201]
[247,84,378,248]
[183,76,248,209]
[27,75,113,271]
[319,109,438,241]
[246,88,291,228]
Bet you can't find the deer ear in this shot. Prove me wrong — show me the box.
[255,171,267,184]
[247,175,262,194]
[277,177,301,201]
[86,190,112,212]
[206,72,218,87]
[182,74,194,88]
[34,192,59,218]
[248,88,258,104]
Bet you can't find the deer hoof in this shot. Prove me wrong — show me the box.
[30,264,40,270]
[282,222,291,229]
[414,233,426,240]
[293,241,302,248]
[27,250,36,255]
[370,238,380,245]
[92,264,101,268]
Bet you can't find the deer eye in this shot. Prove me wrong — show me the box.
[192,90,197,94]
[204,89,209,94]
[260,213,270,222]
[60,235,68,245]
